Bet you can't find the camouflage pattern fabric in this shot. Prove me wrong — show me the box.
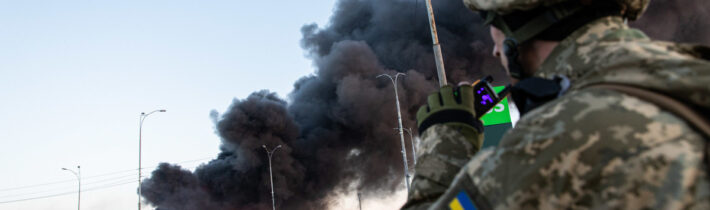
[402,16,710,210]
[462,0,650,20]
[405,124,483,210]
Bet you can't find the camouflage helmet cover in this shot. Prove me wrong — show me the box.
[463,0,650,20]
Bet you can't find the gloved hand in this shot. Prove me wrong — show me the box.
[416,85,484,145]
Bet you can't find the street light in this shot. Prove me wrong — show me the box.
[403,128,417,165]
[262,145,282,210]
[358,192,362,210]
[138,109,166,210]
[393,127,418,165]
[62,166,80,210]
[377,73,411,191]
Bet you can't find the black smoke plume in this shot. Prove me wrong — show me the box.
[140,0,709,209]
[142,0,492,209]
[631,0,710,45]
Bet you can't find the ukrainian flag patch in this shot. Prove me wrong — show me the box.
[448,190,477,210]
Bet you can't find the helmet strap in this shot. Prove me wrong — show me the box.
[503,38,524,79]
[490,2,583,79]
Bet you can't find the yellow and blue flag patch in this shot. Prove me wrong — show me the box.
[448,190,477,210]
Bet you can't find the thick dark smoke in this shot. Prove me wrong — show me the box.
[143,0,492,209]
[632,0,710,45]
[141,0,709,209]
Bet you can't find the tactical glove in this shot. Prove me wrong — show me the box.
[416,85,484,145]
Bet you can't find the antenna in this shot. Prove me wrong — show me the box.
[425,0,448,87]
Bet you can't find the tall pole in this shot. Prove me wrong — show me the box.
[358,192,362,210]
[62,166,80,210]
[425,0,448,87]
[138,109,166,210]
[393,127,418,165]
[403,128,417,165]
[377,73,411,192]
[263,145,282,210]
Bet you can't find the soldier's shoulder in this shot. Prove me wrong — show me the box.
[501,87,666,146]
[499,86,707,158]
[465,88,709,209]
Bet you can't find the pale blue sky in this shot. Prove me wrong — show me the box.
[0,1,348,209]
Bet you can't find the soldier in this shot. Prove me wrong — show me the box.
[403,0,710,209]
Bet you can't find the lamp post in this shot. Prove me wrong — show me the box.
[358,192,362,210]
[377,73,410,191]
[62,166,80,210]
[138,109,166,210]
[262,145,282,210]
[394,127,417,165]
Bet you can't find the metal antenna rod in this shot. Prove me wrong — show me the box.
[263,145,282,210]
[425,0,448,87]
[377,73,411,192]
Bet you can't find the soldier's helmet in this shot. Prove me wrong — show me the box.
[462,0,650,20]
[464,0,651,79]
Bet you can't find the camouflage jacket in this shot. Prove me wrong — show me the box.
[402,16,710,210]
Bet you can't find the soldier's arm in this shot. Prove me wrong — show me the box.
[401,83,495,209]
[401,124,482,210]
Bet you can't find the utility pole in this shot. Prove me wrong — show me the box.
[377,73,411,192]
[425,0,448,87]
[263,145,282,210]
